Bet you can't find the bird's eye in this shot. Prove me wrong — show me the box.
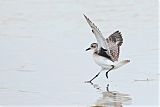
[91,45,95,48]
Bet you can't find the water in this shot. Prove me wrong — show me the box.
[0,0,159,106]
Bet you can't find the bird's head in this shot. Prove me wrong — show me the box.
[86,43,98,51]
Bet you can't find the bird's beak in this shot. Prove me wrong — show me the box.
[86,47,91,51]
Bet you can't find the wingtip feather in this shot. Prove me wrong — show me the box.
[83,14,88,19]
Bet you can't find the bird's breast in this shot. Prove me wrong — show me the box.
[93,53,114,68]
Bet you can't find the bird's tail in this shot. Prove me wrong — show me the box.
[114,60,130,69]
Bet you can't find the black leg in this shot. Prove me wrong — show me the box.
[106,72,109,79]
[85,69,103,83]
[106,65,114,79]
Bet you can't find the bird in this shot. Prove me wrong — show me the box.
[84,14,130,82]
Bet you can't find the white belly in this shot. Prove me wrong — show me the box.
[93,54,114,69]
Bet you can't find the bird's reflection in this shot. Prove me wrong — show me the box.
[87,82,132,107]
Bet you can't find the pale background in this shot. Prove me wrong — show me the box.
[0,0,159,106]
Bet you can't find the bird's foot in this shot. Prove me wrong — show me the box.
[84,80,93,84]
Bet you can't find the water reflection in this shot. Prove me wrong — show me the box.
[88,82,132,107]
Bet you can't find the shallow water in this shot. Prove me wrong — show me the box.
[0,0,159,106]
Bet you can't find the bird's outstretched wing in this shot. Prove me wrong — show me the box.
[83,14,111,55]
[106,31,123,61]
[107,31,123,46]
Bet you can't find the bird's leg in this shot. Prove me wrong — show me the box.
[85,72,101,83]
[106,65,114,79]
[85,69,104,83]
